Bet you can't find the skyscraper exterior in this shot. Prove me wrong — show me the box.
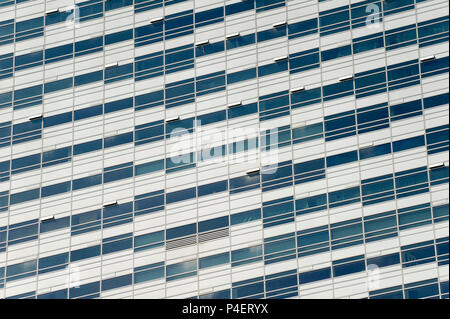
[0,0,448,299]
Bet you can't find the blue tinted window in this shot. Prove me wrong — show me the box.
[195,7,223,28]
[166,260,196,277]
[333,257,365,277]
[10,188,40,205]
[226,0,254,15]
[230,174,260,194]
[353,33,384,53]
[232,281,264,298]
[40,216,70,234]
[134,231,164,250]
[42,181,71,198]
[296,194,327,215]
[359,143,391,160]
[70,282,100,299]
[105,0,132,11]
[134,264,164,284]
[199,252,230,269]
[73,139,102,155]
[6,260,36,278]
[393,135,425,152]
[70,245,101,262]
[198,216,229,233]
[72,174,102,190]
[328,186,360,207]
[101,274,132,291]
[321,45,351,61]
[231,245,262,265]
[231,209,261,225]
[38,252,69,272]
[299,267,331,284]
[227,68,256,84]
[135,159,164,176]
[166,223,196,240]
[327,150,358,167]
[226,34,255,50]
[196,41,224,57]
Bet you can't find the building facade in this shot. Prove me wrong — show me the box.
[0,0,448,299]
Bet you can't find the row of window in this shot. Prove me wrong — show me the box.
[2,9,445,111]
[369,278,449,299]
[1,88,447,185]
[1,40,447,119]
[1,146,447,257]
[2,154,447,250]
[1,0,423,50]
[0,47,447,151]
[0,0,285,46]
[1,121,448,211]
[0,71,444,165]
[3,7,446,82]
[5,276,450,299]
[0,0,29,8]
[195,278,449,300]
[1,235,447,299]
